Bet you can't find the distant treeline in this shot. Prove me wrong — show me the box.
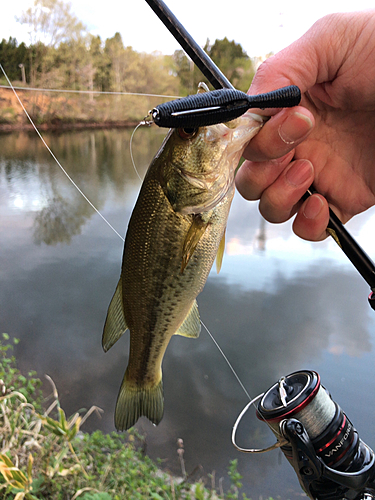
[0,34,256,96]
[0,0,259,126]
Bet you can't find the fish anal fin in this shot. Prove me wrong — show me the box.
[181,215,209,273]
[102,277,128,352]
[175,300,201,338]
[115,374,164,431]
[216,230,226,274]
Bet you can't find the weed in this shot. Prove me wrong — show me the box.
[226,460,251,500]
[0,334,253,499]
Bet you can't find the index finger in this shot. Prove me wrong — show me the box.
[243,106,314,162]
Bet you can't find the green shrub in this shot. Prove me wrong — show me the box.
[0,334,251,499]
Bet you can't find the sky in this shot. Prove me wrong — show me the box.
[2,0,375,57]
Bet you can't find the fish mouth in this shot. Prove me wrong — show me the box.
[174,114,264,214]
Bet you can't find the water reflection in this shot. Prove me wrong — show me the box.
[0,128,166,240]
[1,129,375,499]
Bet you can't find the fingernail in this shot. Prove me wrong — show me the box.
[286,160,313,186]
[303,195,324,219]
[278,112,313,145]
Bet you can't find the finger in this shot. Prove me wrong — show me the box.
[236,151,295,201]
[248,14,348,97]
[292,194,330,241]
[243,107,314,163]
[259,159,314,223]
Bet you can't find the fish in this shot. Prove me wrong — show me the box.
[102,85,263,431]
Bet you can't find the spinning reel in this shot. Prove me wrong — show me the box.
[233,370,375,500]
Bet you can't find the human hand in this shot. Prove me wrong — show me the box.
[236,11,375,241]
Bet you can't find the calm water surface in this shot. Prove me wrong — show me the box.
[1,128,375,499]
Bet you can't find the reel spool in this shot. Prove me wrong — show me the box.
[232,371,336,454]
[258,370,361,471]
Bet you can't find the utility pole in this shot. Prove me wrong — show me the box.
[19,64,26,84]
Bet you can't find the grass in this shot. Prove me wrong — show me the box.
[0,334,252,500]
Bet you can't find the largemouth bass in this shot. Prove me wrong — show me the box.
[103,90,263,431]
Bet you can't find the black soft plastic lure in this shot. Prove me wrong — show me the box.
[151,85,301,128]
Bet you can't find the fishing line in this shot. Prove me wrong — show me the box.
[0,63,125,243]
[201,320,252,401]
[129,120,153,182]
[0,84,180,99]
[201,320,284,442]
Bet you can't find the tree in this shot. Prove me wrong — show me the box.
[16,0,87,86]
[172,49,204,94]
[205,37,255,91]
[104,32,124,93]
[174,37,255,94]
[16,0,86,48]
[90,35,109,92]
[0,38,29,82]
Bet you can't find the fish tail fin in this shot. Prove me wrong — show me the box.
[115,374,164,431]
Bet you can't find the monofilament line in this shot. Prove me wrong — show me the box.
[200,320,252,401]
[0,84,180,99]
[201,319,285,444]
[130,122,147,182]
[0,63,124,243]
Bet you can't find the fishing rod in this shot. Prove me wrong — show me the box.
[144,0,375,310]
[144,0,301,117]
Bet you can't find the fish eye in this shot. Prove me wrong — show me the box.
[177,127,198,140]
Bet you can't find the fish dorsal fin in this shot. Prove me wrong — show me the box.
[181,215,209,273]
[216,230,226,274]
[102,277,128,352]
[175,300,201,338]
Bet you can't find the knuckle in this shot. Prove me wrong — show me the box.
[259,192,291,223]
[235,165,263,201]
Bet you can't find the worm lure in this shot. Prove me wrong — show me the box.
[151,85,301,128]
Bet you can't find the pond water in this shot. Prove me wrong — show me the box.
[1,127,375,499]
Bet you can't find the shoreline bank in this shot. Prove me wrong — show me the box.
[0,120,139,132]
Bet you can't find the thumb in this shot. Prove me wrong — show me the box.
[249,47,318,96]
[249,13,350,96]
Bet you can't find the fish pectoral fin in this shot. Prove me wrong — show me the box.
[216,230,226,274]
[115,373,164,431]
[181,215,209,273]
[102,277,128,352]
[175,300,201,338]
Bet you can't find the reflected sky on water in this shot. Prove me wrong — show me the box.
[1,129,375,499]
